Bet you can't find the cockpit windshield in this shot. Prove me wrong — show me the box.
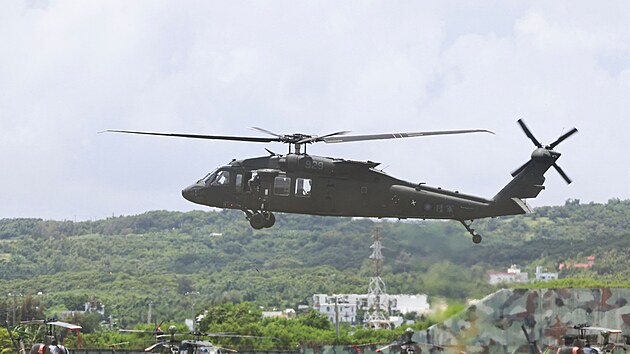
[200,168,231,187]
[199,169,217,184]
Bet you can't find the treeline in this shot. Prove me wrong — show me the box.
[0,199,629,330]
[5,302,428,350]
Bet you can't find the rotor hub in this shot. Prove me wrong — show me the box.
[281,133,313,144]
[531,148,560,160]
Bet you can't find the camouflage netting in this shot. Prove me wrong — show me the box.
[304,288,630,354]
[427,288,630,354]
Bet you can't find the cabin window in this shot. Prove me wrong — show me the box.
[361,186,368,195]
[245,171,259,192]
[235,173,243,192]
[295,178,312,197]
[274,176,291,196]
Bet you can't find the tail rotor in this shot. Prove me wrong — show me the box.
[511,119,578,184]
[517,119,543,148]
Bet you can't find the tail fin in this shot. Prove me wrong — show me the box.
[492,119,577,207]
[492,152,552,203]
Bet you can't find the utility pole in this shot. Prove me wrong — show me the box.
[334,296,339,338]
[147,301,153,325]
[186,291,200,332]
[11,293,16,326]
[8,292,23,326]
[5,294,9,325]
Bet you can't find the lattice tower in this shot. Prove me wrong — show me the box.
[364,227,391,328]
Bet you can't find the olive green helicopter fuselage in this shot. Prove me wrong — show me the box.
[108,120,577,243]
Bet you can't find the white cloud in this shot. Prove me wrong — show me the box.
[1,1,629,219]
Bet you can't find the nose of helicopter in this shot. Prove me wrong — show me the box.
[182,183,201,203]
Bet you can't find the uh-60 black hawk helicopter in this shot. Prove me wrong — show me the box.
[105,119,577,243]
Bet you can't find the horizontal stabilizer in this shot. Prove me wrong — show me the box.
[511,197,533,214]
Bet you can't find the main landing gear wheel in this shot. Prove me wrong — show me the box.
[248,211,276,229]
[250,213,265,229]
[262,211,275,228]
[460,220,483,244]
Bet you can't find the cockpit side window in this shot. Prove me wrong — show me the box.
[212,170,230,186]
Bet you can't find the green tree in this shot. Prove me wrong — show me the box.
[198,302,262,332]
[297,310,332,330]
[0,326,16,354]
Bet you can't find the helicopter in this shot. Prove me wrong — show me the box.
[120,324,275,354]
[556,324,628,354]
[6,319,82,354]
[105,119,577,243]
[376,328,424,354]
[373,328,467,354]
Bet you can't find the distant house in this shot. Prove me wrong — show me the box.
[534,266,558,281]
[59,301,105,320]
[487,264,529,285]
[559,255,595,270]
[262,309,296,319]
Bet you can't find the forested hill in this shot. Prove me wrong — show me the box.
[0,199,628,325]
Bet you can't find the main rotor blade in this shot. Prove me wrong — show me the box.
[207,333,278,340]
[249,127,283,138]
[322,129,494,143]
[376,344,392,352]
[48,321,82,330]
[145,342,164,352]
[581,326,622,333]
[103,130,277,143]
[119,329,157,333]
[553,163,572,184]
[549,127,578,149]
[517,119,543,148]
[298,130,351,144]
[191,331,238,336]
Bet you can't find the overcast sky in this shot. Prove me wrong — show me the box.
[1,1,629,221]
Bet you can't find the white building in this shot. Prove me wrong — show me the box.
[262,309,296,319]
[389,294,430,315]
[312,293,429,324]
[535,266,559,281]
[312,294,360,324]
[487,264,529,285]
